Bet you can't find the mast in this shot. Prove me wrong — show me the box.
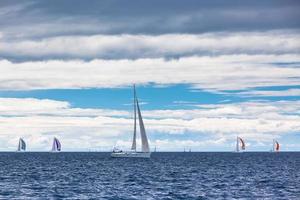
[131,85,137,151]
[273,139,275,152]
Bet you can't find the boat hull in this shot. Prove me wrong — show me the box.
[111,152,151,158]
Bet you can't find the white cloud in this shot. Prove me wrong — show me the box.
[0,32,299,59]
[0,98,299,151]
[0,54,299,91]
[236,88,300,97]
[0,98,129,117]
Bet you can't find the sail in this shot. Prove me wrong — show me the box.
[239,137,245,150]
[52,137,61,152]
[18,138,26,151]
[236,137,245,151]
[131,85,137,151]
[136,98,150,152]
[275,141,280,151]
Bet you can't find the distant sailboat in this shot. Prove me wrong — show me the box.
[235,136,245,152]
[272,139,280,152]
[51,137,61,152]
[111,85,151,158]
[17,138,26,152]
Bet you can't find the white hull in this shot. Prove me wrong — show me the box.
[111,152,151,158]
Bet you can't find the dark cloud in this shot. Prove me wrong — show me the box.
[0,0,299,39]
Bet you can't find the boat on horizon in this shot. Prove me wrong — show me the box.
[51,137,61,152]
[272,139,280,152]
[111,85,151,158]
[17,138,26,152]
[235,136,245,153]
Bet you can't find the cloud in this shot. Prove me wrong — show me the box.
[0,98,129,117]
[236,88,300,97]
[0,54,299,91]
[1,32,299,59]
[0,98,299,151]
[0,1,33,17]
[1,1,299,38]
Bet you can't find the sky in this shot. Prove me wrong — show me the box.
[0,0,300,151]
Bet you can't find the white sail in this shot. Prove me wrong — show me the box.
[131,85,137,151]
[51,137,61,152]
[136,98,150,152]
[17,138,26,151]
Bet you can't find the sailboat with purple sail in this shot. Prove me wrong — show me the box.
[111,85,151,158]
[51,137,61,152]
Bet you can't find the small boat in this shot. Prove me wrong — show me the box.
[235,136,245,152]
[17,138,26,152]
[51,137,61,152]
[272,139,280,152]
[111,85,151,158]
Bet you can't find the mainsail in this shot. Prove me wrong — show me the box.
[52,137,61,152]
[131,85,137,150]
[130,85,150,153]
[17,138,26,151]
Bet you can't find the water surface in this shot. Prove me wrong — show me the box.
[0,152,299,199]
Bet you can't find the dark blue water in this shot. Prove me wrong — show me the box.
[0,152,299,199]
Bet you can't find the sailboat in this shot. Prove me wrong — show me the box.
[235,136,245,152]
[111,85,151,158]
[272,139,280,152]
[17,138,26,152]
[51,137,61,152]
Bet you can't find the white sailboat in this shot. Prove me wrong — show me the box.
[235,136,245,152]
[51,137,61,152]
[272,139,280,152]
[17,138,26,152]
[111,85,151,158]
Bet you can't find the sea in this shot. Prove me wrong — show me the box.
[0,152,299,199]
